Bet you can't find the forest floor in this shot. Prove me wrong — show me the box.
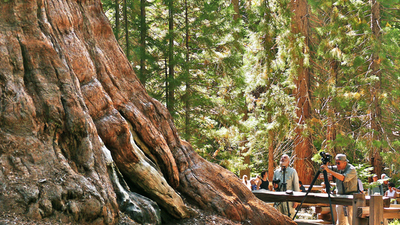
[0,210,244,225]
[0,204,314,225]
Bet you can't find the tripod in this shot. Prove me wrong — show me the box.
[292,167,335,225]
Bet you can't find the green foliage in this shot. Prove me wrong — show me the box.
[389,219,400,225]
[354,164,374,189]
[101,0,400,178]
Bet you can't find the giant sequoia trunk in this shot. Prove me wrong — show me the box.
[0,1,295,225]
[291,0,314,185]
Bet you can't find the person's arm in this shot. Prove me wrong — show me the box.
[292,170,300,208]
[293,170,300,192]
[256,179,261,190]
[321,165,345,181]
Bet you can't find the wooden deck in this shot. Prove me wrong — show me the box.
[295,219,332,225]
[254,191,398,225]
[252,189,390,207]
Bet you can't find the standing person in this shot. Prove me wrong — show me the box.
[381,174,390,193]
[257,171,270,190]
[273,154,299,217]
[368,174,383,196]
[321,154,358,225]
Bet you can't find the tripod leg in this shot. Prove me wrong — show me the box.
[323,170,335,225]
[292,170,321,220]
[286,201,291,218]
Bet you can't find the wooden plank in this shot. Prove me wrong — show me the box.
[303,185,325,192]
[370,195,384,225]
[253,190,353,205]
[352,193,368,225]
[302,203,330,208]
[295,219,331,225]
[252,190,390,207]
[357,207,369,219]
[317,213,331,221]
[315,207,331,214]
[357,207,400,219]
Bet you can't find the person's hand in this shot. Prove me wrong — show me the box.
[293,202,299,208]
[320,164,329,172]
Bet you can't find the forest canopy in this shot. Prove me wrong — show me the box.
[101,0,400,185]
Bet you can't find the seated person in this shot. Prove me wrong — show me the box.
[257,171,270,190]
[242,175,251,190]
[250,177,259,190]
[385,182,397,199]
[299,180,306,192]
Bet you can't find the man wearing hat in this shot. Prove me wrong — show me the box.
[321,153,358,225]
[381,174,391,193]
[368,174,384,195]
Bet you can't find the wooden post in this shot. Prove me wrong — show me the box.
[353,193,368,225]
[370,195,384,225]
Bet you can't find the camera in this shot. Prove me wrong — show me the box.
[273,179,281,191]
[319,151,332,165]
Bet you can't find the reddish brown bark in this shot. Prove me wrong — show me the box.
[0,0,295,224]
[268,130,275,181]
[369,0,383,177]
[291,0,314,185]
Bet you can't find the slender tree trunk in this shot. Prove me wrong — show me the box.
[124,0,129,59]
[167,0,175,115]
[232,0,240,20]
[291,0,313,184]
[140,0,147,86]
[231,0,251,180]
[268,129,275,181]
[370,0,383,177]
[115,0,120,41]
[184,0,190,139]
[326,60,338,155]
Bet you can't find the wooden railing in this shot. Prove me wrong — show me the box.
[253,190,400,225]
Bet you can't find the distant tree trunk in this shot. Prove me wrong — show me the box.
[115,0,120,41]
[326,60,338,155]
[370,0,383,177]
[123,0,130,59]
[0,1,296,225]
[239,99,250,181]
[184,0,190,140]
[139,0,147,86]
[268,129,275,181]
[232,0,240,20]
[291,0,314,185]
[167,0,175,115]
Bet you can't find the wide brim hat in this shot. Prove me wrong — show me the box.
[378,174,391,183]
[335,154,349,162]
